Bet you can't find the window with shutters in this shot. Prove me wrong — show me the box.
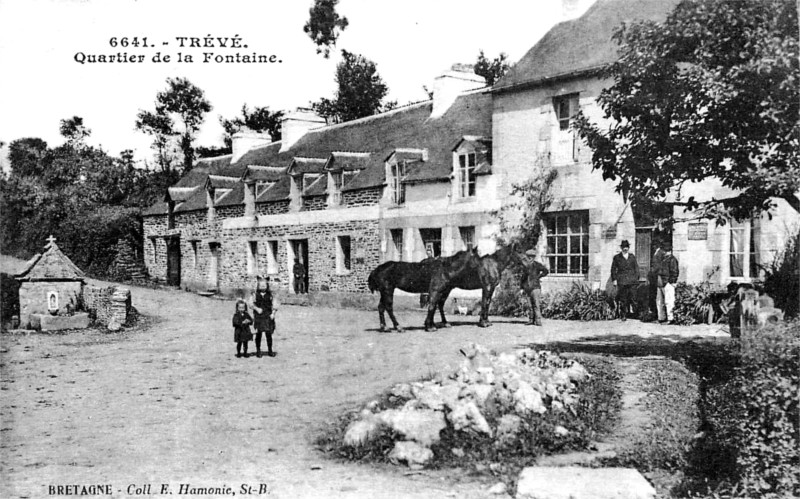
[729,218,760,279]
[551,93,580,163]
[457,153,477,197]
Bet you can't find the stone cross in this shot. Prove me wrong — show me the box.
[47,235,57,246]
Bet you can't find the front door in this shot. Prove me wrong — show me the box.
[289,239,309,293]
[166,237,181,286]
[633,199,673,279]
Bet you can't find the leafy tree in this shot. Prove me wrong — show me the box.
[135,109,176,172]
[136,77,212,173]
[311,50,394,123]
[7,138,48,178]
[474,50,511,86]
[303,0,349,58]
[59,116,91,148]
[219,104,284,147]
[574,0,800,222]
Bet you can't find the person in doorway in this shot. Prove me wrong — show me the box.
[232,299,253,358]
[611,240,640,321]
[520,249,550,326]
[293,258,306,294]
[656,245,680,324]
[647,242,665,317]
[251,276,279,357]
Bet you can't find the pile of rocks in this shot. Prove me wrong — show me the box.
[342,343,590,467]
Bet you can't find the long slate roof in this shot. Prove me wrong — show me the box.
[16,238,85,282]
[145,90,492,215]
[494,0,680,92]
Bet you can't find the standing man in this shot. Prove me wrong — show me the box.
[521,249,550,326]
[657,245,679,323]
[647,242,665,318]
[292,258,306,294]
[611,240,640,321]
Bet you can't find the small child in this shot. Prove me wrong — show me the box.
[232,299,253,358]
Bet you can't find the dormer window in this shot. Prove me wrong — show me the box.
[255,180,274,198]
[388,161,406,205]
[214,188,232,204]
[554,93,579,131]
[457,153,477,197]
[303,174,321,192]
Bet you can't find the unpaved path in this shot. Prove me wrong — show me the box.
[0,277,725,499]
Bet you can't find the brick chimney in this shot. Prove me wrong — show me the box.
[280,108,326,152]
[231,129,272,162]
[430,64,485,119]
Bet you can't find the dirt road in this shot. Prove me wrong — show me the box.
[0,279,724,499]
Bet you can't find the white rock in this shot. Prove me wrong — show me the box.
[488,482,507,495]
[343,416,383,447]
[439,383,463,410]
[554,425,570,437]
[516,466,656,499]
[391,383,413,399]
[461,384,493,408]
[496,414,523,437]
[448,400,492,436]
[412,382,445,411]
[380,408,446,446]
[514,383,546,415]
[388,441,433,466]
[566,362,589,382]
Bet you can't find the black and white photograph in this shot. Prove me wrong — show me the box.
[1,0,798,498]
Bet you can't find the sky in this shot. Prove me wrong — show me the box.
[0,0,594,167]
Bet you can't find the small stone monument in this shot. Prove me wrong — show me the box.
[15,236,91,330]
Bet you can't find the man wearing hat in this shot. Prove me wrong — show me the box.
[520,248,550,326]
[656,244,679,323]
[611,240,640,321]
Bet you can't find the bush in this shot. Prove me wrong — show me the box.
[673,282,717,325]
[543,282,617,321]
[488,267,529,317]
[701,321,800,497]
[763,227,799,319]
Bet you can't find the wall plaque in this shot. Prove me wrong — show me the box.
[688,222,708,240]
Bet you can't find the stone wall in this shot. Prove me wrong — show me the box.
[18,281,83,329]
[303,196,327,211]
[83,285,131,330]
[343,187,383,207]
[256,201,291,216]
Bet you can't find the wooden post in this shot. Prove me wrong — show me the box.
[740,289,759,337]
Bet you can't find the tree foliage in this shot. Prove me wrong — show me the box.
[496,167,559,250]
[219,104,284,148]
[574,0,800,222]
[303,0,349,58]
[136,77,212,173]
[311,50,394,124]
[474,50,511,86]
[1,118,179,276]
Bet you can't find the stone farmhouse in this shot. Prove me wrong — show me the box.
[143,0,799,296]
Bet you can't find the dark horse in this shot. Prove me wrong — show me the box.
[368,248,479,332]
[424,243,521,331]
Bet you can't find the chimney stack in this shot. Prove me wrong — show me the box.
[430,64,485,119]
[231,129,272,162]
[280,108,326,152]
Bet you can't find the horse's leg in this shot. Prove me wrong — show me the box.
[425,286,440,332]
[377,291,388,332]
[478,283,496,327]
[384,289,403,332]
[438,288,453,328]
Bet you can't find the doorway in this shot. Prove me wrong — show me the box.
[289,239,309,294]
[632,200,673,278]
[166,237,181,287]
[207,242,221,291]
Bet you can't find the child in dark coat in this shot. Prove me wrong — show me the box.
[232,299,253,358]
